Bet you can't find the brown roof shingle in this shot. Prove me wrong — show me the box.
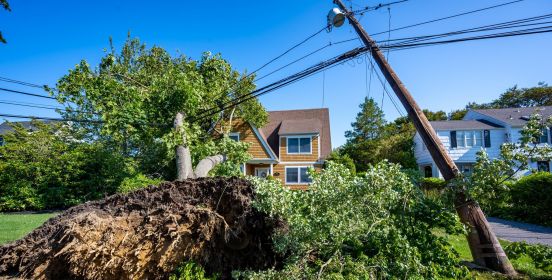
[259,108,331,159]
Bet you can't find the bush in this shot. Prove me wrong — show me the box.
[419,177,447,189]
[509,172,552,226]
[118,173,163,194]
[169,261,217,280]
[505,242,552,271]
[245,162,468,279]
[0,121,134,211]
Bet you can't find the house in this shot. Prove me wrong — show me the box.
[226,108,331,189]
[415,106,552,178]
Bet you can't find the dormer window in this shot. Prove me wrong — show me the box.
[287,136,311,154]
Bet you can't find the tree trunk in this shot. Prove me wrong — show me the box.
[174,112,226,180]
[194,155,226,178]
[174,112,194,180]
[454,192,516,275]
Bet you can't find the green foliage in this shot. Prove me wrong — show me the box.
[467,114,552,224]
[342,98,417,171]
[118,173,163,194]
[246,162,468,279]
[169,261,217,280]
[193,135,251,177]
[491,83,552,108]
[509,172,552,226]
[325,150,356,175]
[52,37,266,179]
[420,177,447,190]
[0,121,132,211]
[345,97,385,141]
[505,242,552,271]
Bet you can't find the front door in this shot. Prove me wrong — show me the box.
[255,167,270,178]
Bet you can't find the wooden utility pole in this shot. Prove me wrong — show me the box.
[333,0,516,274]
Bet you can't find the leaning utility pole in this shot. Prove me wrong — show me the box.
[332,0,516,274]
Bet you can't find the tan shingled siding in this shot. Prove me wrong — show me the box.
[279,135,319,161]
[216,119,271,159]
[272,163,323,190]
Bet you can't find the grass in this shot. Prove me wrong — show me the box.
[445,233,552,280]
[0,212,57,245]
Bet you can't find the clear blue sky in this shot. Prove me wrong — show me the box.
[1,0,551,147]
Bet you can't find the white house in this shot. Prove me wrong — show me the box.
[415,106,552,178]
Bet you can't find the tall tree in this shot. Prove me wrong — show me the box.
[345,97,385,142]
[52,38,266,179]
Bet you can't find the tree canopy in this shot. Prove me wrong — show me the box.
[52,38,267,178]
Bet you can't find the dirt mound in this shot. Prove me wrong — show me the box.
[0,177,281,280]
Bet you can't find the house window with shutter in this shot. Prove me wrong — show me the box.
[538,128,549,144]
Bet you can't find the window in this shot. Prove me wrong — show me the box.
[537,161,550,172]
[458,163,474,175]
[539,128,549,144]
[423,166,432,178]
[228,133,240,142]
[0,136,3,146]
[287,137,311,154]
[285,167,312,184]
[455,131,483,148]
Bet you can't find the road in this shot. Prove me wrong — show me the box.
[488,217,552,246]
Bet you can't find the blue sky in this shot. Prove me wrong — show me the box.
[0,0,551,147]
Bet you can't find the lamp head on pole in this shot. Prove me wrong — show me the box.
[327,7,345,32]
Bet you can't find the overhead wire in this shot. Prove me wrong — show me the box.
[0,87,57,100]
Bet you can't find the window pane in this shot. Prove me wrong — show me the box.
[286,168,299,183]
[456,131,465,147]
[229,135,239,141]
[540,129,548,144]
[300,167,312,183]
[475,131,483,146]
[465,131,474,147]
[299,137,311,153]
[288,138,299,153]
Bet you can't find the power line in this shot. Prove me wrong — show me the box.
[370,0,525,37]
[0,100,63,110]
[351,0,408,15]
[0,87,57,100]
[0,113,101,123]
[0,76,47,89]
[190,47,370,123]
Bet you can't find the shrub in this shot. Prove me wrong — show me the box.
[118,173,163,194]
[420,177,447,190]
[169,261,217,280]
[509,172,552,226]
[0,121,133,211]
[245,162,468,279]
[505,242,552,271]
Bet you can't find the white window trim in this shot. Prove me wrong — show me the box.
[228,132,240,141]
[254,167,270,178]
[455,130,484,148]
[285,166,313,185]
[286,136,312,155]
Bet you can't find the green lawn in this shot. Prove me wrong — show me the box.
[0,212,57,245]
[445,233,552,280]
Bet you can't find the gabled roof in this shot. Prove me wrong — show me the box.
[259,108,331,159]
[430,120,503,130]
[0,120,55,135]
[471,106,552,126]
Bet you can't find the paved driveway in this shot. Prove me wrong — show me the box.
[488,217,552,246]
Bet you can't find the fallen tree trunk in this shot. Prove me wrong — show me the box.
[0,178,281,280]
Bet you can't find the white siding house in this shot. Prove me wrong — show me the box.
[415,106,552,178]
